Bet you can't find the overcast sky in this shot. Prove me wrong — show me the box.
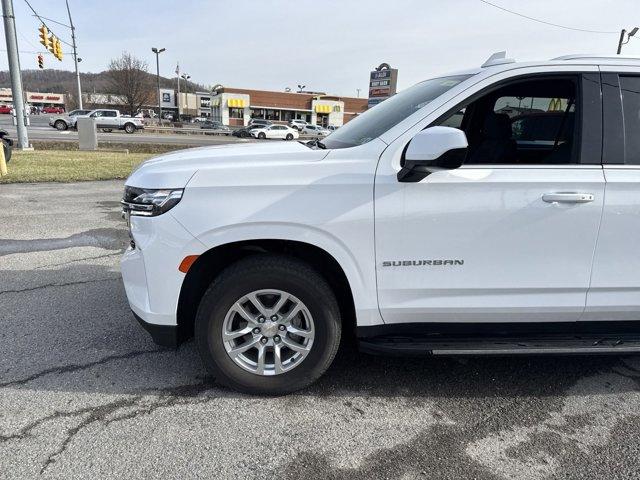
[1,0,639,96]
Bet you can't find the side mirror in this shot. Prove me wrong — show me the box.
[398,126,468,182]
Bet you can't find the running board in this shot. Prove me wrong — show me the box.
[359,334,640,356]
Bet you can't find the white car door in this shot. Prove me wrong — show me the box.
[584,68,640,320]
[375,72,605,324]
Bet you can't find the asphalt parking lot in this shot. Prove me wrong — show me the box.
[2,180,640,479]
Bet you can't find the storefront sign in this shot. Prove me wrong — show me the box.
[160,88,175,108]
[368,63,398,108]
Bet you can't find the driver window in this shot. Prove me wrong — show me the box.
[435,77,579,165]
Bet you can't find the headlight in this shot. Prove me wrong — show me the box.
[121,186,183,217]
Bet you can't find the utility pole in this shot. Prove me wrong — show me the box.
[151,47,165,122]
[356,88,361,98]
[1,0,29,149]
[65,0,82,109]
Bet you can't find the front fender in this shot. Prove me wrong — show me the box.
[182,221,382,327]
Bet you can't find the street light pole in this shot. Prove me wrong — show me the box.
[151,47,165,122]
[176,66,180,121]
[180,74,190,117]
[1,0,29,149]
[617,27,639,54]
[65,0,82,109]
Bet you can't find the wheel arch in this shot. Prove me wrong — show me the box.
[176,239,358,344]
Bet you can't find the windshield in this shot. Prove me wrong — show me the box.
[322,74,472,149]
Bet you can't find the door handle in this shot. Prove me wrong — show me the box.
[542,192,595,204]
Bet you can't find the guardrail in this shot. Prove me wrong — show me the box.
[139,126,319,140]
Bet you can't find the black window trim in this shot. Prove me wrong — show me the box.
[602,72,640,165]
[424,72,603,166]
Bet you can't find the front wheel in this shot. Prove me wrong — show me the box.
[54,120,67,131]
[258,132,266,139]
[195,255,341,395]
[124,123,135,134]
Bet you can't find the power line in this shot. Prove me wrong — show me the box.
[22,0,73,47]
[478,0,618,34]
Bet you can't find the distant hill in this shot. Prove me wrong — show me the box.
[0,69,207,101]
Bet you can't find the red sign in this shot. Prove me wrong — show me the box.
[369,87,390,97]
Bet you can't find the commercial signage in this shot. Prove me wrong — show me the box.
[368,63,398,108]
[160,88,175,108]
[199,96,211,109]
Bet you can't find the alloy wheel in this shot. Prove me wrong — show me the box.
[221,289,315,376]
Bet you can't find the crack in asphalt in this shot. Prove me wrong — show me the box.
[1,344,215,475]
[0,348,165,388]
[30,381,216,475]
[33,252,122,270]
[0,276,119,296]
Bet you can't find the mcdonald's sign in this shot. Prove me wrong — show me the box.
[548,98,563,111]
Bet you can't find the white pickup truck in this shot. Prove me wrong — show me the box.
[121,53,640,394]
[49,109,143,133]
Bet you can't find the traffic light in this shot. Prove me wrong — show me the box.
[47,34,55,54]
[37,54,44,69]
[38,25,51,50]
[54,38,62,61]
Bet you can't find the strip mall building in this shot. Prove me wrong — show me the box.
[195,88,368,127]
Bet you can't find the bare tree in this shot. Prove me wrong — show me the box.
[107,52,152,116]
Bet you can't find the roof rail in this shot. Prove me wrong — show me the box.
[481,51,515,68]
[552,54,640,61]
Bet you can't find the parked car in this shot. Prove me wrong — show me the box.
[200,120,231,135]
[248,118,272,128]
[302,124,330,136]
[162,112,174,121]
[48,109,92,131]
[250,124,299,140]
[0,105,12,114]
[289,119,307,131]
[326,125,340,132]
[42,106,65,114]
[122,52,640,395]
[232,124,265,138]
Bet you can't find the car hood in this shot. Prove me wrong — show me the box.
[125,140,328,189]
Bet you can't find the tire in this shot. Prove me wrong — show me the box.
[101,128,113,133]
[240,131,249,138]
[124,123,135,134]
[195,255,341,395]
[54,120,67,131]
[258,132,266,139]
[286,133,293,140]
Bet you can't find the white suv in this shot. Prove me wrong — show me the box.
[289,119,307,130]
[122,53,640,394]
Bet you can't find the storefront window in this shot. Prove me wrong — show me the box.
[229,108,244,119]
[250,108,265,119]
[280,110,294,121]
[265,109,279,120]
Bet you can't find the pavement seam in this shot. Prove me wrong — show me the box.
[0,276,119,296]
